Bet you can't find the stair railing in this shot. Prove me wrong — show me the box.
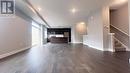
[110,25,129,36]
[110,25,129,50]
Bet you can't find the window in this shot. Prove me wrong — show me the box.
[1,1,14,14]
[32,21,42,46]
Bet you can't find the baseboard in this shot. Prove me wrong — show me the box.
[71,42,83,44]
[83,43,114,52]
[83,42,88,46]
[104,49,115,52]
[0,46,31,59]
[83,43,104,51]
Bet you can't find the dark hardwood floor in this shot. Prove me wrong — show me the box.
[0,43,130,73]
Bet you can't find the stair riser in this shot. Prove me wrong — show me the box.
[115,44,122,47]
[115,48,126,52]
[114,40,126,52]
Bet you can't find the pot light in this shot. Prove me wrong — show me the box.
[71,8,77,13]
[38,7,41,11]
[80,22,85,25]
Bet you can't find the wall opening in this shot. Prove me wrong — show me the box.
[109,2,129,50]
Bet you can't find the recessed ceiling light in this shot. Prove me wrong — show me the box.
[38,7,41,11]
[71,8,77,13]
[80,22,85,25]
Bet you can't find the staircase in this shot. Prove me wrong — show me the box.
[110,25,128,52]
[114,40,126,52]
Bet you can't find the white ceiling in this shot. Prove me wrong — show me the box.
[15,0,44,25]
[16,0,123,28]
[110,0,128,9]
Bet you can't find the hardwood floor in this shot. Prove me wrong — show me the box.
[0,43,130,73]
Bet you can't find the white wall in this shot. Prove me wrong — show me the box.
[0,9,32,55]
[102,7,110,51]
[85,9,104,50]
[71,25,82,43]
[71,23,87,44]
[83,6,110,51]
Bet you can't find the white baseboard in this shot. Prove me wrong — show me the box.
[83,43,104,51]
[0,46,31,59]
[83,43,114,52]
[104,49,115,52]
[71,42,83,44]
[83,42,88,45]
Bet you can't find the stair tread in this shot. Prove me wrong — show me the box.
[115,45,122,47]
[115,50,126,52]
[115,47,126,49]
[115,41,118,43]
[115,49,126,51]
[115,43,121,44]
[114,39,126,52]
